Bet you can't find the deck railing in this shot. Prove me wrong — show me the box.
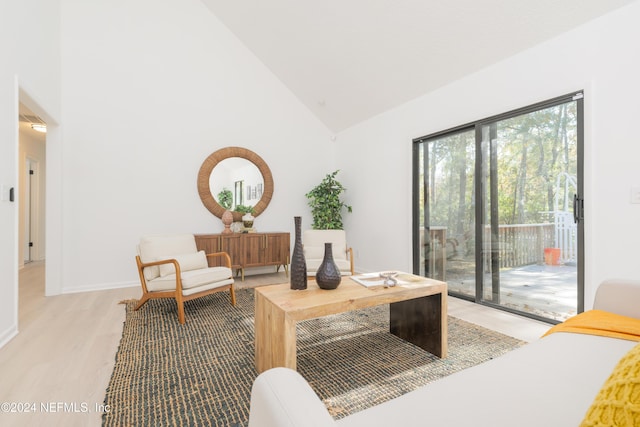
[554,212,578,264]
[422,223,564,271]
[484,223,555,268]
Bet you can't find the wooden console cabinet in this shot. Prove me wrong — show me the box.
[195,232,290,280]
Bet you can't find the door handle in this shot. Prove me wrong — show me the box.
[573,194,583,224]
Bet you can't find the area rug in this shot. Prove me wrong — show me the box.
[103,289,526,426]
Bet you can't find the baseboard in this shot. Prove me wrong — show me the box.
[0,324,18,350]
[62,280,139,295]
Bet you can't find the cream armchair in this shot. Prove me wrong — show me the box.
[135,234,236,324]
[303,229,354,277]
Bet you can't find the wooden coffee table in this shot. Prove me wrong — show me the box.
[254,273,447,373]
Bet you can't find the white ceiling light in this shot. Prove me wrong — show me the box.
[31,123,47,133]
[20,111,47,134]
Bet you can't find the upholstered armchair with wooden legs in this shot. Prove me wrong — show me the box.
[135,234,236,324]
[303,229,355,277]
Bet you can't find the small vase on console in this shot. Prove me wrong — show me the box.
[316,242,342,290]
[290,216,307,290]
[242,213,255,228]
[242,213,255,232]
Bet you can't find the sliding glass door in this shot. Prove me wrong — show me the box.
[414,93,583,322]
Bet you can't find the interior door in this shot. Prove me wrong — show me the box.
[23,158,34,264]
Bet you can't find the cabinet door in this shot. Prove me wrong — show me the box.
[219,234,243,269]
[242,233,266,268]
[263,233,290,266]
[194,235,221,267]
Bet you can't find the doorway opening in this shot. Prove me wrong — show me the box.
[17,97,48,331]
[18,102,46,269]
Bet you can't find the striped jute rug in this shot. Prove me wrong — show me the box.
[103,288,525,426]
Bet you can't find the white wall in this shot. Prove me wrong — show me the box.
[0,0,62,347]
[59,0,335,292]
[337,0,640,309]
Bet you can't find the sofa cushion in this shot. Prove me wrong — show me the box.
[580,342,640,426]
[157,251,208,277]
[147,267,233,293]
[594,280,640,319]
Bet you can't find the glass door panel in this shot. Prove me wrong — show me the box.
[417,129,476,297]
[480,101,580,321]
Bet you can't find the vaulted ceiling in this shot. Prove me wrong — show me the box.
[201,0,636,132]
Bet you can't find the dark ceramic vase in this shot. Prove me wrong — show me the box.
[290,216,307,290]
[316,242,342,290]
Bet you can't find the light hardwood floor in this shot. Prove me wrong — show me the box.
[0,262,550,426]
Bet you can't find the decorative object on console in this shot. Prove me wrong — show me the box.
[290,216,307,290]
[230,222,243,233]
[236,204,256,232]
[221,210,234,234]
[315,242,341,289]
[242,213,255,230]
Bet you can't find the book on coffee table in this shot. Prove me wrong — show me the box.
[352,272,430,288]
[351,272,387,288]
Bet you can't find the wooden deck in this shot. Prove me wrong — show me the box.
[446,263,577,322]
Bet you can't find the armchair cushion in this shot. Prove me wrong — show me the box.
[147,267,234,293]
[157,250,208,277]
[303,230,348,260]
[306,258,353,276]
[303,229,353,276]
[139,234,199,281]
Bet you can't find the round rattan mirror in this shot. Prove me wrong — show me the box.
[197,147,274,222]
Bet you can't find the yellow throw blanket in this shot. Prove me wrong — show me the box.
[543,310,640,342]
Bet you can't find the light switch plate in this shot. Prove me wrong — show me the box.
[0,185,9,202]
[632,187,640,204]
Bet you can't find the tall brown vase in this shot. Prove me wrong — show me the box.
[290,216,307,290]
[316,242,341,290]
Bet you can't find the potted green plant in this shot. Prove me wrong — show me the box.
[305,170,352,229]
[234,204,254,215]
[217,188,233,210]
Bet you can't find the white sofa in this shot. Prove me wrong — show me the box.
[248,280,640,427]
